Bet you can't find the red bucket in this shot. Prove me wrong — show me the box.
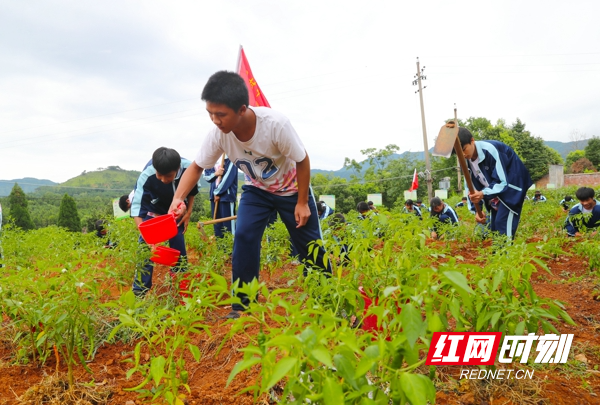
[358,286,402,334]
[151,246,180,266]
[139,214,178,244]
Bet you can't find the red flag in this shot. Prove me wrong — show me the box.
[409,169,418,191]
[236,47,271,107]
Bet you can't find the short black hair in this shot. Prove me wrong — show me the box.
[430,197,443,209]
[457,127,474,148]
[95,219,106,232]
[368,201,374,205]
[462,196,467,201]
[152,147,181,174]
[201,71,249,112]
[316,202,324,214]
[405,199,414,206]
[564,195,572,202]
[328,213,346,229]
[535,190,541,194]
[357,201,369,212]
[118,194,130,212]
[576,187,595,201]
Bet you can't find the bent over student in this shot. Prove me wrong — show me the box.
[456,125,532,239]
[130,147,199,297]
[169,71,330,319]
[429,197,459,239]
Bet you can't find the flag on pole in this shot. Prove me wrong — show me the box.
[409,169,419,191]
[236,46,271,107]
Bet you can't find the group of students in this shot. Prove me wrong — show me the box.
[109,71,600,319]
[114,71,331,318]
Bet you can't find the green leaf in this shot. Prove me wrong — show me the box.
[150,356,166,386]
[334,353,357,390]
[264,357,297,391]
[322,376,344,405]
[515,321,526,336]
[311,348,333,368]
[188,343,201,362]
[401,302,423,349]
[443,271,475,296]
[490,311,502,328]
[383,286,400,298]
[492,270,504,292]
[399,373,435,405]
[227,357,262,387]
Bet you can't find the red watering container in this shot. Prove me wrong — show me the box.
[139,213,178,244]
[151,246,180,266]
[358,286,403,335]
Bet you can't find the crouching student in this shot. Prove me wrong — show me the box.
[131,147,199,297]
[565,187,600,237]
[402,199,422,219]
[429,197,459,239]
[169,71,331,319]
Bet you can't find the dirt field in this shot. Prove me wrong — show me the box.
[1,238,600,405]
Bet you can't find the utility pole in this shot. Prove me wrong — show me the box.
[413,57,432,202]
[454,104,462,193]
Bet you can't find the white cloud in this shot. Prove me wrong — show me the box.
[0,0,599,182]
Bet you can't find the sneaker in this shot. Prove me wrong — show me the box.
[224,310,242,319]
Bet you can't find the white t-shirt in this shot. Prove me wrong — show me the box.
[195,106,306,196]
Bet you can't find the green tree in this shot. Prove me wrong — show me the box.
[8,183,35,230]
[508,118,563,182]
[584,136,600,168]
[57,194,81,232]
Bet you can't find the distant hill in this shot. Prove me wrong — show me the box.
[545,140,588,160]
[0,178,57,196]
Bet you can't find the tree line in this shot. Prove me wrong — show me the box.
[2,116,596,231]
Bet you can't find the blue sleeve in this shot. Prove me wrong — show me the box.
[203,167,218,183]
[213,160,238,196]
[564,207,580,236]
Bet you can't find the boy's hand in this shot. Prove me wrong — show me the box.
[177,211,191,233]
[295,202,311,228]
[475,211,487,224]
[169,199,185,219]
[469,190,484,203]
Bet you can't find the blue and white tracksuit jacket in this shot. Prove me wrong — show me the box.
[203,158,238,237]
[564,201,600,236]
[467,140,533,237]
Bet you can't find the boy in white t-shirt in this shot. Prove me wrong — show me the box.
[170,71,330,318]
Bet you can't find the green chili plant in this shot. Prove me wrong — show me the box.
[107,270,228,405]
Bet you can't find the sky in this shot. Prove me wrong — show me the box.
[1,0,599,184]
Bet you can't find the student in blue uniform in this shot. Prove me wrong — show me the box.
[456,125,533,239]
[532,190,547,203]
[560,195,574,212]
[203,156,238,237]
[565,187,600,237]
[429,197,459,239]
[455,196,468,208]
[402,199,422,219]
[415,199,428,213]
[130,147,199,297]
[169,71,330,318]
[317,201,334,220]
